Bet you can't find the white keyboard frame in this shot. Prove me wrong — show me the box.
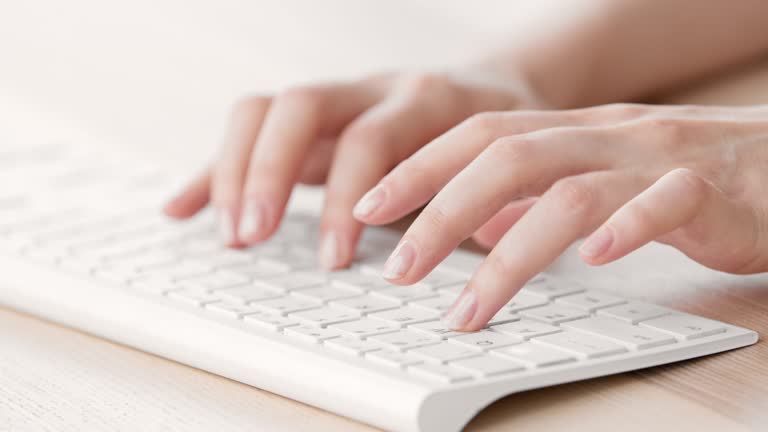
[0,227,757,432]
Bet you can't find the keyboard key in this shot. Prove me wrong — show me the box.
[223,262,286,279]
[330,271,396,292]
[329,295,400,314]
[563,317,676,349]
[492,342,576,367]
[166,287,222,306]
[533,330,627,359]
[597,301,672,324]
[324,336,384,356]
[329,319,401,338]
[130,275,180,294]
[370,285,437,304]
[450,355,525,377]
[408,321,466,339]
[368,330,441,351]
[519,304,589,324]
[92,266,138,284]
[292,285,362,303]
[366,349,424,369]
[520,279,585,299]
[409,342,483,364]
[186,249,254,269]
[418,269,469,289]
[407,363,473,383]
[216,285,283,303]
[409,294,458,313]
[486,309,520,326]
[436,284,465,295]
[283,324,342,343]
[369,307,439,326]
[146,261,211,280]
[257,248,317,271]
[556,291,626,312]
[242,311,299,331]
[503,292,548,312]
[639,314,726,340]
[289,307,360,327]
[449,330,521,351]
[179,271,250,291]
[205,301,262,318]
[253,296,321,315]
[255,272,326,291]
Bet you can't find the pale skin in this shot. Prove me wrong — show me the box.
[165,0,768,331]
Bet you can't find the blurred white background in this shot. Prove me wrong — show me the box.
[0,0,562,160]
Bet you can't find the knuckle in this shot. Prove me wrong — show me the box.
[418,203,454,236]
[485,136,539,165]
[669,168,709,199]
[463,111,506,133]
[243,159,283,191]
[277,85,325,109]
[549,176,596,214]
[398,72,453,94]
[641,117,692,143]
[484,253,517,280]
[604,103,648,118]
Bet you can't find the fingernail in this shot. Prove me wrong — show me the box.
[218,208,236,245]
[353,185,386,219]
[579,225,614,258]
[382,240,416,280]
[441,288,477,330]
[238,200,265,240]
[319,231,340,270]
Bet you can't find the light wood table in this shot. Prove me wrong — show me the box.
[2,2,768,429]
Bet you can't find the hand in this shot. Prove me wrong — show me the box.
[354,103,768,330]
[163,70,543,269]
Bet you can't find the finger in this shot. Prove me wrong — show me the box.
[238,84,381,244]
[443,170,650,331]
[580,168,761,273]
[471,197,537,249]
[212,96,271,246]
[355,109,631,225]
[163,169,212,219]
[381,127,619,284]
[297,137,336,185]
[320,90,469,270]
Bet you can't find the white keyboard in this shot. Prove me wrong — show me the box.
[0,141,758,432]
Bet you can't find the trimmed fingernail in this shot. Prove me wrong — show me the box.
[238,200,265,240]
[382,240,416,279]
[441,288,477,330]
[218,208,236,245]
[353,185,386,219]
[579,225,614,258]
[319,231,341,270]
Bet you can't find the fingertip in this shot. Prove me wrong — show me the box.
[162,197,201,219]
[352,184,387,222]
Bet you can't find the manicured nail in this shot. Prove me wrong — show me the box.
[238,200,265,240]
[382,240,416,279]
[218,208,236,245]
[319,231,340,270]
[579,225,614,258]
[441,288,478,330]
[353,185,386,219]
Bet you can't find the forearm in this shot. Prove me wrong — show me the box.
[478,0,768,108]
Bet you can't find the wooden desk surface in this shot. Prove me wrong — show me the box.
[1,2,768,429]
